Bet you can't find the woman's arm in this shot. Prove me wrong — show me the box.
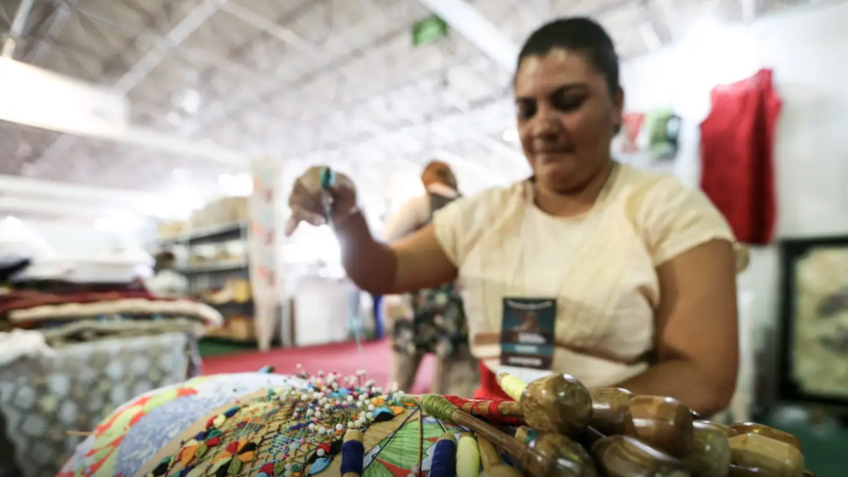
[333,211,458,295]
[616,239,739,416]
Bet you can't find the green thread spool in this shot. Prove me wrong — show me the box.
[418,394,460,422]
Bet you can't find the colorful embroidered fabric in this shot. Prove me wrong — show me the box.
[58,371,485,477]
[57,373,302,477]
[362,414,463,477]
[141,374,412,477]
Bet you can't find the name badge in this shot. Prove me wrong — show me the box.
[500,297,556,373]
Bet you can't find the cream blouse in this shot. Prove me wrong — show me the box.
[432,163,735,387]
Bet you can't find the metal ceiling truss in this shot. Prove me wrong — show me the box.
[0,0,820,221]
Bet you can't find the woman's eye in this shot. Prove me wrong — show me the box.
[517,103,536,120]
[553,95,586,112]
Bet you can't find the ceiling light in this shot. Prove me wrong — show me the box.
[181,90,201,114]
[502,128,519,143]
[167,112,182,126]
[171,167,189,179]
[94,215,144,233]
[218,173,253,197]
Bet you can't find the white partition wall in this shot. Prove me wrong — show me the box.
[620,2,848,410]
[294,275,350,347]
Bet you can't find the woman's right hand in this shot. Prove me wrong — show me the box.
[285,166,359,236]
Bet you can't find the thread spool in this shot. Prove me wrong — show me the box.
[341,429,365,477]
[429,433,458,477]
[457,433,481,477]
[497,373,528,401]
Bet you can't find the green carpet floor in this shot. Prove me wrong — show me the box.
[198,338,256,357]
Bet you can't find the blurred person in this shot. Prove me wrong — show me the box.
[285,18,739,416]
[381,161,476,396]
[145,251,189,298]
[370,293,385,339]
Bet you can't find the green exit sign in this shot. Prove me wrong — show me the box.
[412,16,449,46]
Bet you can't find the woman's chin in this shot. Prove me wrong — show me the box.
[535,157,578,184]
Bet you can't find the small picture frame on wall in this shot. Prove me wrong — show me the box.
[778,236,848,405]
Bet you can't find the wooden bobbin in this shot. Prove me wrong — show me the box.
[587,388,634,434]
[497,373,592,437]
[478,435,521,477]
[727,432,804,477]
[606,395,696,459]
[681,420,732,477]
[592,435,689,477]
[729,423,802,451]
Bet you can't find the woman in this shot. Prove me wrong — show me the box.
[382,161,476,396]
[286,18,739,415]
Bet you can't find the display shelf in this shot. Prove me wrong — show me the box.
[155,220,255,344]
[177,259,248,274]
[204,313,257,343]
[155,221,247,246]
[208,301,255,312]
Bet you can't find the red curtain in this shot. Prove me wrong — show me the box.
[700,69,781,245]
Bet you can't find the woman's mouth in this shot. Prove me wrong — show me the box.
[534,144,575,155]
[536,149,575,161]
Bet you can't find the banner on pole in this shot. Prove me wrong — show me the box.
[249,158,283,352]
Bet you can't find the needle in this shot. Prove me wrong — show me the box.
[319,167,368,378]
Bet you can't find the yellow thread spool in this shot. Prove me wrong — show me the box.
[457,433,481,477]
[497,373,528,401]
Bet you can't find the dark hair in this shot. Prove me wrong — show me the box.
[422,160,457,189]
[517,17,620,95]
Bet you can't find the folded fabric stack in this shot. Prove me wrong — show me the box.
[0,287,224,347]
[0,222,225,477]
[0,282,225,477]
[0,220,224,352]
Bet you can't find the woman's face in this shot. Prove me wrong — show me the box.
[514,48,623,193]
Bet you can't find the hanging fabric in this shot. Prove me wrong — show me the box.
[644,109,681,160]
[699,69,781,245]
[620,112,645,154]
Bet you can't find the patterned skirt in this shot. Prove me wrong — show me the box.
[391,283,468,358]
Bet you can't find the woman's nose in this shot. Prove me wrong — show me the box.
[530,109,561,138]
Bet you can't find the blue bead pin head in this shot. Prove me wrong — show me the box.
[319,167,336,224]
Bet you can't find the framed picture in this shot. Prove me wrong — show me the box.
[778,236,848,405]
